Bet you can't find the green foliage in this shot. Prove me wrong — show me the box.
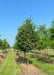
[13,42,18,49]
[50,21,54,39]
[14,18,54,52]
[16,18,39,53]
[37,24,51,51]
[37,24,46,50]
[0,39,3,49]
[0,39,10,50]
[50,21,54,49]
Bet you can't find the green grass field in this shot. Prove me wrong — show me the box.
[0,49,21,75]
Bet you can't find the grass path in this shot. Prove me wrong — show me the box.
[0,49,20,75]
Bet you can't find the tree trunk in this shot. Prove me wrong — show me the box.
[14,48,15,52]
[24,52,26,63]
[40,50,41,54]
[45,49,46,56]
[27,53,29,65]
[39,50,40,55]
[47,50,48,56]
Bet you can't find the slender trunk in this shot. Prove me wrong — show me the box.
[24,52,26,62]
[39,50,41,55]
[17,50,18,53]
[39,50,41,54]
[3,49,5,54]
[45,49,46,56]
[39,50,40,55]
[47,50,48,56]
[27,53,29,65]
[14,48,15,52]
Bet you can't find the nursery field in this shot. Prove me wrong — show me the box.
[17,49,54,74]
[31,49,54,60]
[0,49,54,75]
[0,0,54,75]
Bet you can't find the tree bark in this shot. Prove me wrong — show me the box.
[27,53,29,65]
[47,49,48,56]
[45,49,46,56]
[14,48,15,52]
[24,52,26,63]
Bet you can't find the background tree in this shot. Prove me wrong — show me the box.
[13,42,18,51]
[37,24,47,54]
[2,39,10,53]
[50,21,54,50]
[37,24,51,55]
[0,38,10,53]
[0,39,3,50]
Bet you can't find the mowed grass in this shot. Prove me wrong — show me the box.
[0,49,20,75]
[18,50,54,75]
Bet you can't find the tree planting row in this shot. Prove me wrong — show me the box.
[0,49,9,62]
[30,54,54,63]
[31,51,54,57]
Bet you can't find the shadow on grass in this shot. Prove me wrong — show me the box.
[30,56,53,64]
[15,52,32,64]
[31,51,54,58]
[15,52,52,65]
[48,55,54,58]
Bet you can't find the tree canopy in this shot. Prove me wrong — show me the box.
[14,18,54,52]
[0,38,10,50]
[16,19,39,53]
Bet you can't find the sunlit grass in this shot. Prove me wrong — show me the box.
[0,49,20,75]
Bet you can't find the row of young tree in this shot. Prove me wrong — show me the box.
[14,18,54,64]
[0,35,10,51]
